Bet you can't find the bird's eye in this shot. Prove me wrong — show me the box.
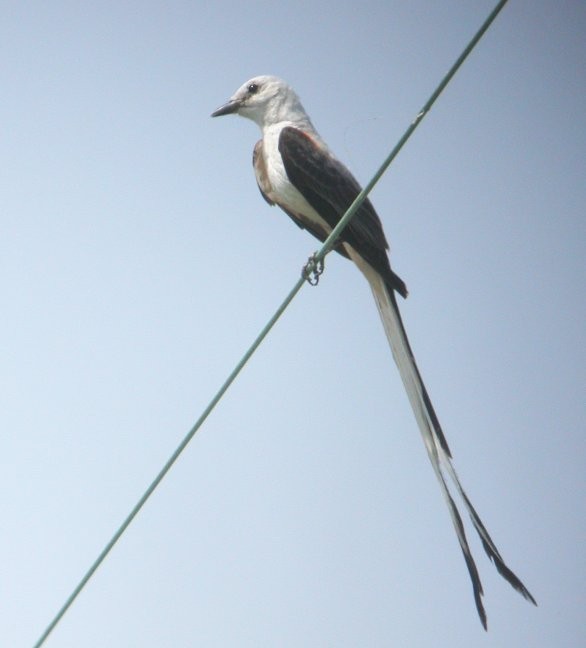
[247,83,259,94]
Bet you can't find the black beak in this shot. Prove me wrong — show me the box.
[211,99,241,117]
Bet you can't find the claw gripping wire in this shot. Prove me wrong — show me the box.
[302,253,325,286]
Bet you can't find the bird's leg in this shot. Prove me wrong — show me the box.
[302,253,325,286]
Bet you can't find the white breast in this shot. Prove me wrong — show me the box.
[262,123,333,234]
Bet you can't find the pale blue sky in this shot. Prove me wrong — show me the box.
[2,2,585,647]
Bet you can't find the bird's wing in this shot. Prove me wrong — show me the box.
[253,138,350,256]
[278,126,407,298]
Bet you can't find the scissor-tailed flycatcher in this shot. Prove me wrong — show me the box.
[212,75,536,628]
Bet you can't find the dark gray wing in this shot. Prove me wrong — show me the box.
[253,139,350,257]
[278,126,407,298]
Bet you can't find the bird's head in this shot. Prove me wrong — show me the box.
[211,75,310,129]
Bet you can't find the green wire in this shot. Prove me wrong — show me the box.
[32,1,508,645]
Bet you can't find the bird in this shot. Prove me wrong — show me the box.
[211,75,536,628]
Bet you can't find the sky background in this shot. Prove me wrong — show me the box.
[2,2,585,647]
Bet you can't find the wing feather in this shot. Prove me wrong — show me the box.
[279,127,407,298]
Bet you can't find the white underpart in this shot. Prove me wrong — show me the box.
[262,121,333,236]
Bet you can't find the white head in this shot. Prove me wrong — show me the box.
[211,75,313,131]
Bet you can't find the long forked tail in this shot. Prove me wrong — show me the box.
[365,268,536,629]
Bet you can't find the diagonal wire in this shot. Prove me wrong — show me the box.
[32,1,508,645]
